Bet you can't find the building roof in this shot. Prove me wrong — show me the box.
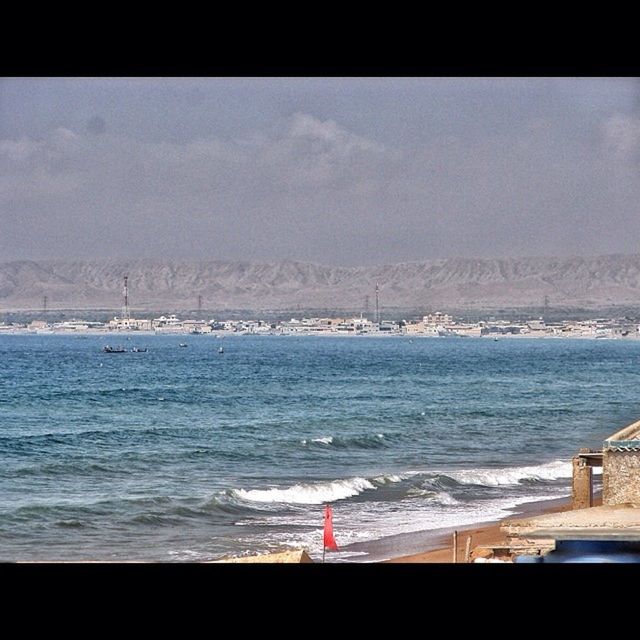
[502,504,640,541]
[604,418,640,452]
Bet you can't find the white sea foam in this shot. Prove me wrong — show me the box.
[302,433,385,447]
[447,459,576,486]
[406,487,460,504]
[378,474,403,484]
[231,489,571,562]
[233,477,376,504]
[228,460,585,561]
[371,472,414,485]
[431,490,460,505]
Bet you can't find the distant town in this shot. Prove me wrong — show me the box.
[1,311,640,339]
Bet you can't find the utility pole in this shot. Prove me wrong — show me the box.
[364,295,370,318]
[43,295,48,314]
[375,282,380,324]
[123,275,130,321]
[198,294,203,317]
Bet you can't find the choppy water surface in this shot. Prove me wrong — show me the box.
[1,334,638,561]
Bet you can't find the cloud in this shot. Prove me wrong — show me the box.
[0,128,84,198]
[0,114,392,200]
[86,115,106,135]
[288,112,384,153]
[602,113,640,159]
[0,114,399,260]
[1,111,640,264]
[246,113,392,188]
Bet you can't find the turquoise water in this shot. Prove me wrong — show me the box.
[1,334,639,561]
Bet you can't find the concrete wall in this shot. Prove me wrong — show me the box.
[603,450,640,505]
[571,456,593,509]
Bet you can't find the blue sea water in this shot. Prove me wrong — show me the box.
[1,333,639,562]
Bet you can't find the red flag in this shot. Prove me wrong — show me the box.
[323,504,338,551]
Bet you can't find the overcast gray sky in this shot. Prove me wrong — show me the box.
[1,77,639,266]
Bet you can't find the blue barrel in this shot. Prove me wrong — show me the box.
[516,539,640,563]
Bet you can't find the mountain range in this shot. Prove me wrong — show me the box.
[2,255,640,314]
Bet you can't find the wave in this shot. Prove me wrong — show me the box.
[200,491,280,515]
[54,519,86,529]
[227,468,482,511]
[444,459,575,487]
[406,487,461,505]
[233,477,377,504]
[129,513,185,526]
[0,418,232,446]
[300,433,387,449]
[371,472,414,485]
[6,460,127,479]
[7,492,268,526]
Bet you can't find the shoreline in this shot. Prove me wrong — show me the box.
[0,329,633,340]
[378,493,602,563]
[334,494,579,563]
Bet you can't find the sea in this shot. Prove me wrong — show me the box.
[1,333,639,562]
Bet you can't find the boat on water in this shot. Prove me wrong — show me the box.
[102,345,126,353]
[179,343,188,348]
[218,347,224,354]
[131,347,147,352]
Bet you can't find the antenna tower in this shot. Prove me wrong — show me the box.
[123,275,130,320]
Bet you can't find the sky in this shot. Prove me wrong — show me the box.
[1,77,640,266]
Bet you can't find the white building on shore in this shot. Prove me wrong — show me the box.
[107,316,152,331]
[152,315,183,332]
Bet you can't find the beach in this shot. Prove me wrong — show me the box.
[384,494,604,563]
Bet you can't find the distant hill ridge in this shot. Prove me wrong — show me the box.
[2,254,640,312]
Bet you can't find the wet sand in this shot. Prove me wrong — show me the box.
[382,494,603,562]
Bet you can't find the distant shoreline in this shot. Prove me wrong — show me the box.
[0,330,637,340]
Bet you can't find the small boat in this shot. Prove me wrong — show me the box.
[131,347,147,352]
[179,343,188,348]
[102,345,126,353]
[218,347,224,354]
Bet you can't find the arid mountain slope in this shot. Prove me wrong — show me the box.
[1,255,640,312]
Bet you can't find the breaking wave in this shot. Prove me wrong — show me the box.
[233,477,377,504]
[300,433,387,449]
[226,459,578,507]
[445,460,575,486]
[231,472,418,505]
[405,487,461,505]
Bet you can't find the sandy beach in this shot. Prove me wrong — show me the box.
[383,494,602,563]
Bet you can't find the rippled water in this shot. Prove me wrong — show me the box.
[1,333,638,561]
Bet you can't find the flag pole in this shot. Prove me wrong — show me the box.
[322,503,338,563]
[322,504,326,563]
